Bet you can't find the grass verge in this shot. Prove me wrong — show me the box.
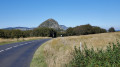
[30,43,47,67]
[0,37,50,45]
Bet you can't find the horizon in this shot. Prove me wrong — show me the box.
[0,0,120,30]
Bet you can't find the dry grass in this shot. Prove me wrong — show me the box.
[31,32,120,67]
[0,37,50,45]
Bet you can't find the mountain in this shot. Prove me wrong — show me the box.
[59,25,68,30]
[3,27,34,31]
[39,19,68,30]
[38,19,61,30]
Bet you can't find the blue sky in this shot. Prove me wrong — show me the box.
[0,0,120,30]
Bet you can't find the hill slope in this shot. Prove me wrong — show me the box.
[38,19,68,30]
[38,19,61,30]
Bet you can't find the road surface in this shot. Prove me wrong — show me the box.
[0,39,51,67]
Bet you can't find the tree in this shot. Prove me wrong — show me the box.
[0,29,4,38]
[73,24,93,35]
[10,30,23,41]
[66,27,74,36]
[108,27,115,32]
[3,30,12,38]
[93,26,107,33]
[66,24,107,36]
[32,27,57,37]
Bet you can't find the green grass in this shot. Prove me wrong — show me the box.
[67,40,120,67]
[30,43,47,67]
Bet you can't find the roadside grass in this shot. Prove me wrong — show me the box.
[30,43,47,67]
[0,37,50,45]
[31,32,120,67]
[30,44,47,67]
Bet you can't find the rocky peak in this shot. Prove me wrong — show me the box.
[38,19,60,30]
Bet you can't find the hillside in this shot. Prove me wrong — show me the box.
[38,19,68,30]
[38,19,60,30]
[31,32,120,67]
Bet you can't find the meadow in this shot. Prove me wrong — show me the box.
[31,32,120,67]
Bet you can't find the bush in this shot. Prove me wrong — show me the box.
[108,27,115,32]
[67,40,120,67]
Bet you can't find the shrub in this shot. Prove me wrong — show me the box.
[108,27,115,32]
[67,40,120,67]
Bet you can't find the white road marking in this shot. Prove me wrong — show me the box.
[13,45,18,47]
[0,40,36,53]
[5,47,12,50]
[5,48,9,50]
[9,47,12,49]
[0,50,4,52]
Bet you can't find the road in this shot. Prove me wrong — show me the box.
[0,39,51,67]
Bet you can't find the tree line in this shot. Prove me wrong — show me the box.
[0,27,57,38]
[66,24,115,36]
[0,24,116,38]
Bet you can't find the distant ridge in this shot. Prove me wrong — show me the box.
[3,27,34,31]
[59,25,68,30]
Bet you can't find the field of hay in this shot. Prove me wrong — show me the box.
[31,32,120,67]
[0,37,50,45]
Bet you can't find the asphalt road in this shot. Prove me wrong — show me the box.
[0,39,51,67]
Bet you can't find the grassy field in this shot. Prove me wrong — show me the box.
[0,37,50,45]
[31,32,120,67]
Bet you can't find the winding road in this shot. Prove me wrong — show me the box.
[0,39,51,67]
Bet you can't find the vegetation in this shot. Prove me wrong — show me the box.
[66,24,107,36]
[0,27,57,39]
[108,27,115,32]
[0,37,50,45]
[30,43,48,67]
[32,27,57,37]
[1,24,116,39]
[66,27,74,36]
[31,32,120,67]
[68,40,120,67]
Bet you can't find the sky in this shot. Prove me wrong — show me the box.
[0,0,120,30]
